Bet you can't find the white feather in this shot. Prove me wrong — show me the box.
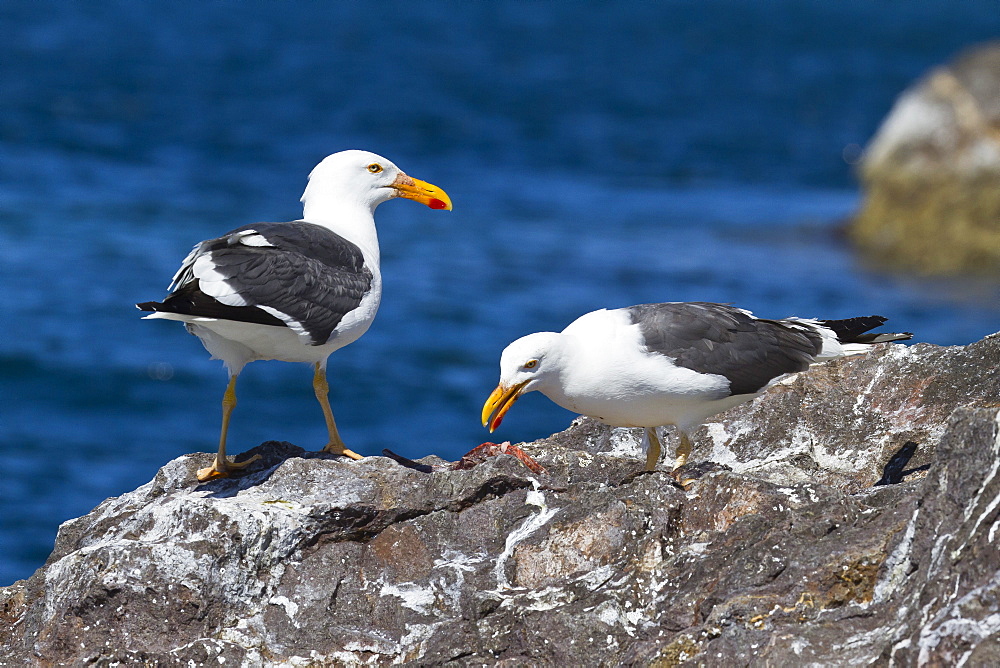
[257,305,310,344]
[232,230,274,247]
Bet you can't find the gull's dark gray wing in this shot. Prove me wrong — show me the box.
[626,302,823,396]
[137,221,373,346]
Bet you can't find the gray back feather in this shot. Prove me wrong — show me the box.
[627,302,823,396]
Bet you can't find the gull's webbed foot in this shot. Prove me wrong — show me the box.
[320,442,363,460]
[196,453,262,482]
[670,460,732,490]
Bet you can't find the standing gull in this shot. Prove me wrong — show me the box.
[138,150,451,481]
[482,302,911,471]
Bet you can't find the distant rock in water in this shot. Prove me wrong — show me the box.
[851,42,1000,274]
[2,335,1000,664]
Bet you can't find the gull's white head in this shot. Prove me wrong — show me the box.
[482,332,566,432]
[301,149,452,219]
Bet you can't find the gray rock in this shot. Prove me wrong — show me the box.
[850,41,1000,274]
[2,335,999,665]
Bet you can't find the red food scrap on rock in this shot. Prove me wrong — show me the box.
[453,442,548,474]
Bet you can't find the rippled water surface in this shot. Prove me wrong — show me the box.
[3,1,1000,584]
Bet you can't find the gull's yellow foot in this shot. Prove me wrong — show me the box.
[672,433,693,471]
[312,363,363,462]
[319,442,363,460]
[671,461,729,490]
[196,453,262,482]
[644,427,663,471]
[670,468,697,490]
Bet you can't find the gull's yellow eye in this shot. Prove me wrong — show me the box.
[367,163,383,174]
[524,359,538,369]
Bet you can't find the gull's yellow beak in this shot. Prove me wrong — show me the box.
[392,172,453,210]
[481,381,529,432]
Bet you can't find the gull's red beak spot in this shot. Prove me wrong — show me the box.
[481,381,529,432]
[392,173,453,211]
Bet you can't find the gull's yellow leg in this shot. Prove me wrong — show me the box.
[314,363,363,460]
[644,427,662,471]
[673,432,693,471]
[197,374,261,482]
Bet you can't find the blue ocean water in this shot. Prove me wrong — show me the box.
[2,1,1000,585]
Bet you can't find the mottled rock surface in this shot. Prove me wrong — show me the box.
[2,335,999,666]
[850,42,1000,273]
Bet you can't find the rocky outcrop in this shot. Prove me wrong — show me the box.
[850,42,1000,274]
[2,335,1000,665]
